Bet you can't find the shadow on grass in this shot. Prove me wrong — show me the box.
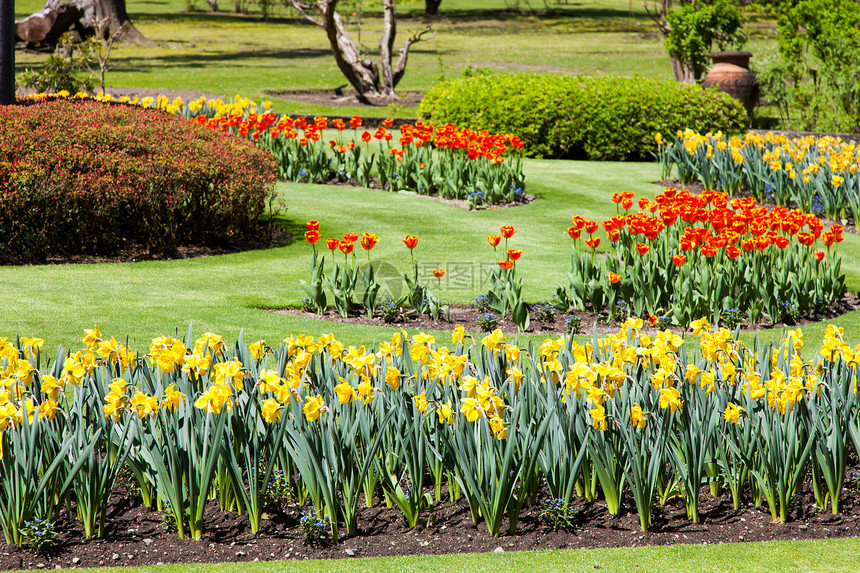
[130,3,651,31]
[109,47,330,74]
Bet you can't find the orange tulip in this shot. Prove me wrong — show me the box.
[815,250,825,261]
[608,272,620,284]
[648,314,658,327]
[304,230,320,244]
[403,235,418,249]
[500,226,517,239]
[507,249,522,261]
[432,269,446,278]
[349,116,362,128]
[636,243,649,256]
[344,232,359,242]
[585,237,600,249]
[361,131,372,143]
[498,259,514,270]
[383,118,394,128]
[671,255,686,266]
[488,235,502,247]
[339,240,354,255]
[306,220,319,231]
[584,220,598,234]
[326,238,339,250]
[360,232,380,251]
[568,227,581,240]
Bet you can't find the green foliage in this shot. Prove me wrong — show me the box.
[756,0,860,132]
[19,519,57,554]
[419,74,747,160]
[0,99,278,262]
[16,36,94,94]
[665,0,746,81]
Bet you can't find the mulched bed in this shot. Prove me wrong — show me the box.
[29,224,292,266]
[4,467,860,570]
[271,292,860,337]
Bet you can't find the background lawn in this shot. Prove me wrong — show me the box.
[12,0,781,119]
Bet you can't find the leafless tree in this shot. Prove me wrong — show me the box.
[287,0,435,102]
[643,0,695,83]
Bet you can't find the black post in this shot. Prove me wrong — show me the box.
[0,0,14,105]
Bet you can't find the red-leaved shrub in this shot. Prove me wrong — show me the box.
[0,100,278,263]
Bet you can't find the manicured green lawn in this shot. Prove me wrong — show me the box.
[16,537,860,573]
[2,158,858,355]
[11,0,779,119]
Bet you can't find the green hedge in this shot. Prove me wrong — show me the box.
[418,74,748,160]
[0,99,278,263]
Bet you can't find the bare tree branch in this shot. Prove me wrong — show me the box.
[288,0,326,28]
[393,25,435,87]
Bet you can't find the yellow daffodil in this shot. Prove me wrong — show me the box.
[303,394,325,422]
[413,392,429,413]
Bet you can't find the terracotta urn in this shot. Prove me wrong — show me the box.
[702,51,759,121]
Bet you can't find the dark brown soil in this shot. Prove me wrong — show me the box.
[5,470,860,570]
[267,88,424,109]
[271,292,860,337]
[31,224,292,266]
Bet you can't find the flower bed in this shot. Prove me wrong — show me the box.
[19,92,527,209]
[2,319,860,556]
[0,99,278,262]
[657,130,860,222]
[556,188,846,326]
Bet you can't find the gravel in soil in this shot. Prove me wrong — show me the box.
[4,475,860,570]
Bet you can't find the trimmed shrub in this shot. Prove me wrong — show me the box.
[418,74,748,160]
[0,100,278,263]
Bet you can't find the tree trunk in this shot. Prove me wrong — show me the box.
[321,0,383,100]
[288,0,433,102]
[670,54,695,84]
[0,0,14,105]
[424,0,441,16]
[92,0,147,43]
